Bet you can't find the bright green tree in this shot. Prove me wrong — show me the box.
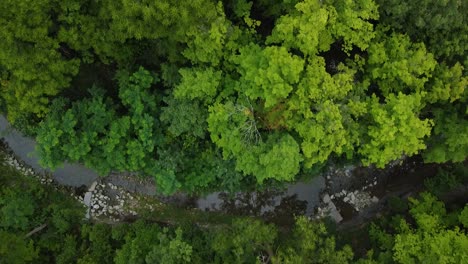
[359,93,433,167]
[0,0,79,121]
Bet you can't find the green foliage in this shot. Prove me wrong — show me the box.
[174,68,223,102]
[55,235,79,264]
[79,224,115,264]
[423,105,468,163]
[425,63,468,104]
[4,0,467,194]
[364,32,437,96]
[274,216,354,264]
[0,0,79,121]
[359,93,433,167]
[0,231,38,264]
[160,96,208,139]
[460,206,468,229]
[208,101,302,183]
[326,0,379,53]
[367,192,468,263]
[115,221,192,264]
[424,165,468,197]
[233,44,305,107]
[36,68,166,188]
[211,218,277,263]
[58,0,228,64]
[0,150,85,263]
[0,189,36,231]
[267,0,379,55]
[376,0,468,62]
[387,196,409,214]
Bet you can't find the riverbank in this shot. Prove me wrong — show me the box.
[1,114,462,229]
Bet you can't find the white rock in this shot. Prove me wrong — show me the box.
[371,196,379,203]
[343,197,350,203]
[323,194,331,203]
[93,204,99,209]
[88,181,98,192]
[83,192,92,206]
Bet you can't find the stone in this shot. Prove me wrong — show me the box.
[327,201,343,223]
[83,192,92,207]
[93,204,99,209]
[322,194,331,203]
[343,197,350,203]
[371,196,379,203]
[88,181,98,192]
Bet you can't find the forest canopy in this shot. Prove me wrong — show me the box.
[0,0,466,194]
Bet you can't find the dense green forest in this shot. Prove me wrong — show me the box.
[0,0,467,195]
[1,0,468,263]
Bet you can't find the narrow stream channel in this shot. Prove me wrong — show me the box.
[1,115,447,225]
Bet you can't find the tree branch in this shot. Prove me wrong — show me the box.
[25,223,47,238]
